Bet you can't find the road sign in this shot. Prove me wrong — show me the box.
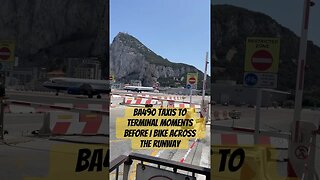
[288,121,317,179]
[244,73,258,86]
[186,73,198,89]
[0,47,10,60]
[251,50,273,71]
[189,77,196,84]
[0,61,14,71]
[0,40,15,62]
[243,72,277,88]
[186,84,192,89]
[244,37,280,73]
[295,145,308,160]
[136,164,195,180]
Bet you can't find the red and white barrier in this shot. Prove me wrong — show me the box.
[122,97,160,105]
[4,102,107,114]
[3,100,108,136]
[162,100,201,109]
[50,112,107,135]
[212,133,288,148]
[121,93,185,101]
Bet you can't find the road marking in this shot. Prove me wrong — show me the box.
[180,139,198,163]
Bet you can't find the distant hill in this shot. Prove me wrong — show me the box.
[110,32,210,90]
[212,4,320,106]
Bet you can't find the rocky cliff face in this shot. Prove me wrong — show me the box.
[110,33,202,87]
[0,0,108,69]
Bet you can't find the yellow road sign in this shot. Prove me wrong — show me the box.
[244,37,280,73]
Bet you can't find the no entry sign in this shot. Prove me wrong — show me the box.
[251,50,273,71]
[186,72,198,89]
[244,37,280,73]
[0,41,15,62]
[189,77,196,84]
[0,47,10,60]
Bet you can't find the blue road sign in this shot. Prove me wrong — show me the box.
[244,73,258,86]
[186,84,192,89]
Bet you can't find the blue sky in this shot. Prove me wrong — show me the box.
[213,0,320,46]
[110,0,210,74]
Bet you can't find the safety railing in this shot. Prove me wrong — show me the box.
[110,153,211,180]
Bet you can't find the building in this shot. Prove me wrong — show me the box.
[130,80,142,86]
[66,58,101,79]
[47,70,65,78]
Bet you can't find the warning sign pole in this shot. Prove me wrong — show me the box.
[201,52,208,110]
[189,88,192,104]
[254,89,262,144]
[0,72,5,140]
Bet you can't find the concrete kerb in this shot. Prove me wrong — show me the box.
[48,137,108,145]
[0,135,35,145]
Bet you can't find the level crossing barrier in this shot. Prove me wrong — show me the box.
[212,121,319,179]
[3,100,108,136]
